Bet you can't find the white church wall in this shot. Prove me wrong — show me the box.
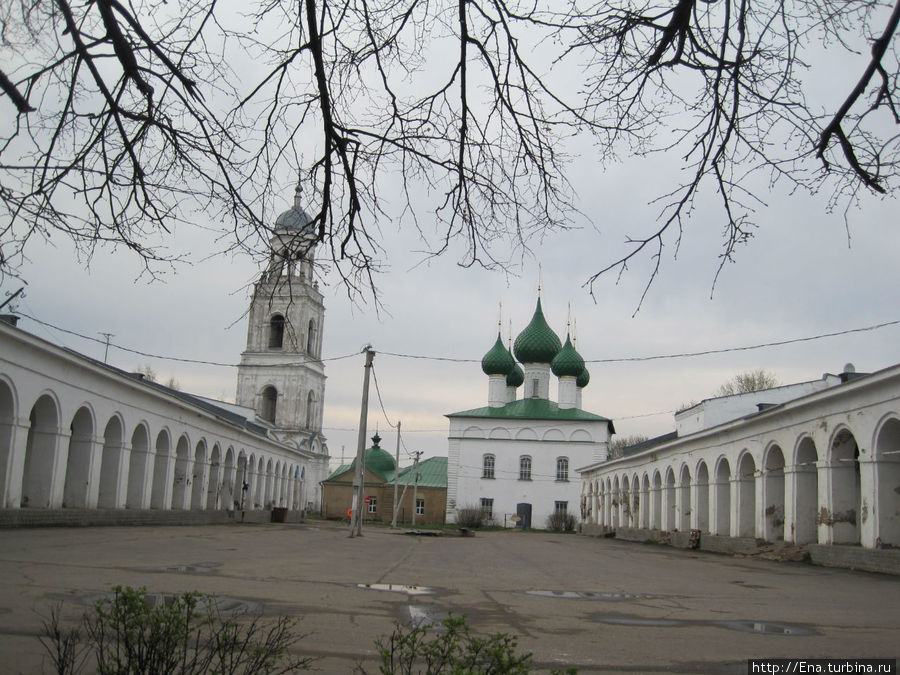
[447,417,609,528]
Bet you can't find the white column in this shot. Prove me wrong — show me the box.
[859,457,877,548]
[690,480,701,531]
[729,478,742,538]
[2,419,29,508]
[45,427,69,508]
[783,465,799,543]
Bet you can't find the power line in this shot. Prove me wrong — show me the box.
[15,311,361,367]
[14,310,899,373]
[378,318,900,364]
[370,364,397,430]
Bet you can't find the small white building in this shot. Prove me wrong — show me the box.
[579,364,900,550]
[446,298,614,528]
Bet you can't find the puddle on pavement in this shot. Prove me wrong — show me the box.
[139,561,222,574]
[358,583,434,596]
[527,590,663,601]
[719,621,814,635]
[82,592,261,616]
[591,614,816,636]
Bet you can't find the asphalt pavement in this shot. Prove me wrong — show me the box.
[0,520,897,673]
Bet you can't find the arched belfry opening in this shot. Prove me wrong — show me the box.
[261,386,278,424]
[269,314,285,349]
[307,319,317,355]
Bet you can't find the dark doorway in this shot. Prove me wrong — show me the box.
[516,502,532,529]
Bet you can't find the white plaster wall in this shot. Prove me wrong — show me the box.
[0,322,319,511]
[675,376,841,436]
[447,416,609,528]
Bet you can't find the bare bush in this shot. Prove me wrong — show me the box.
[546,512,577,532]
[455,504,488,529]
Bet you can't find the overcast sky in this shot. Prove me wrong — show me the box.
[6,143,898,470]
[3,6,899,470]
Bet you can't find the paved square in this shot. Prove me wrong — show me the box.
[0,522,897,673]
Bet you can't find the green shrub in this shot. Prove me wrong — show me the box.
[370,615,530,674]
[362,615,577,674]
[39,586,312,674]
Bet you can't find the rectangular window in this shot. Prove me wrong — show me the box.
[554,501,568,516]
[415,498,425,516]
[556,457,569,482]
[482,454,495,479]
[519,456,532,481]
[480,497,494,518]
[367,496,377,513]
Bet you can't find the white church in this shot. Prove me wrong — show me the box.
[445,298,615,528]
[0,184,331,516]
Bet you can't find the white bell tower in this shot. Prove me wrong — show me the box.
[236,183,327,458]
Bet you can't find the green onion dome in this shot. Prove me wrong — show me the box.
[506,360,525,388]
[576,365,590,389]
[350,433,396,479]
[481,333,515,376]
[551,334,585,377]
[513,298,561,364]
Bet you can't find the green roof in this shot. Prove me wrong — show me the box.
[447,398,614,430]
[325,434,396,481]
[506,361,524,388]
[576,366,590,388]
[392,456,448,489]
[481,333,515,376]
[324,463,352,482]
[513,298,561,364]
[551,334,584,378]
[325,456,448,488]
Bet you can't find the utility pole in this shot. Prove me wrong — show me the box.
[349,347,374,538]
[99,332,114,363]
[391,420,401,528]
[410,451,422,527]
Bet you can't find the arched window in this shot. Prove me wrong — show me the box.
[261,386,278,423]
[307,319,317,355]
[305,391,315,429]
[519,455,532,481]
[268,314,285,349]
[482,454,495,479]
[556,457,569,482]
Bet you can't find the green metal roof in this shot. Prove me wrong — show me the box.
[551,334,584,378]
[324,463,352,482]
[513,298,561,364]
[481,333,515,376]
[447,398,614,430]
[506,361,524,388]
[392,456,448,489]
[576,365,590,389]
[325,434,396,481]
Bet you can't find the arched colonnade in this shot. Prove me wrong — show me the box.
[583,408,900,550]
[0,342,313,513]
